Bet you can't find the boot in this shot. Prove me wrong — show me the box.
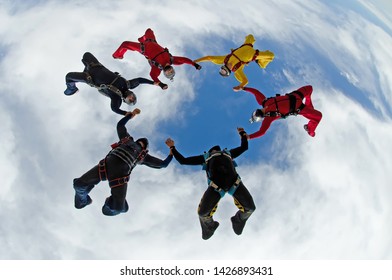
[231,212,247,235]
[304,124,315,137]
[74,194,92,209]
[200,218,219,240]
[64,82,79,96]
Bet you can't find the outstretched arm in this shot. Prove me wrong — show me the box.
[229,128,249,158]
[141,153,173,169]
[194,55,226,65]
[242,87,266,105]
[165,138,205,165]
[116,108,141,139]
[111,96,128,116]
[172,56,201,69]
[248,117,278,139]
[128,77,154,89]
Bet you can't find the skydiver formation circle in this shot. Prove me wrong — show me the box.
[64,28,322,240]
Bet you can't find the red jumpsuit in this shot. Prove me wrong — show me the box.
[244,85,322,139]
[112,28,197,83]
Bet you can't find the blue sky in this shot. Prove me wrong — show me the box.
[1,0,392,260]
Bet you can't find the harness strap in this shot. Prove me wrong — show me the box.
[147,48,172,70]
[140,39,157,54]
[209,177,242,198]
[98,159,107,181]
[109,176,130,188]
[223,43,256,72]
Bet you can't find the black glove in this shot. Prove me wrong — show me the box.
[194,63,202,70]
[159,82,168,90]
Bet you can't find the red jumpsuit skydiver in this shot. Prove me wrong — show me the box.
[112,28,201,88]
[244,85,322,139]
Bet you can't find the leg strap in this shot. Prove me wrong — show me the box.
[109,176,129,188]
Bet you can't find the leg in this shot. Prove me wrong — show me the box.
[197,187,222,240]
[101,155,130,216]
[73,164,101,209]
[231,182,256,235]
[64,72,90,95]
[300,106,322,137]
[112,41,142,59]
[138,28,156,43]
[81,52,100,68]
[297,85,314,108]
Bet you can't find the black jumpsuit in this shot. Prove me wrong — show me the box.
[73,114,173,216]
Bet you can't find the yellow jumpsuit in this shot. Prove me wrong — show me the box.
[194,34,274,89]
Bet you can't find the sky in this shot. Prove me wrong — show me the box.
[0,0,392,260]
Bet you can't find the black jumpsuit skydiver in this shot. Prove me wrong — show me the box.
[73,113,173,216]
[170,130,255,239]
[64,52,155,115]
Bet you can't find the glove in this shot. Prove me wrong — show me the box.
[159,82,168,90]
[194,63,202,70]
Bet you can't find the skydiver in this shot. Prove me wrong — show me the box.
[64,52,162,116]
[112,28,202,89]
[243,85,323,139]
[73,108,173,216]
[194,34,274,91]
[165,128,255,240]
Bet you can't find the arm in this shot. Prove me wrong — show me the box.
[141,153,173,169]
[111,96,128,116]
[194,55,226,65]
[149,66,162,84]
[229,128,249,159]
[165,138,205,165]
[116,108,141,139]
[127,77,155,89]
[248,117,278,139]
[171,56,202,69]
[233,67,248,89]
[242,87,266,105]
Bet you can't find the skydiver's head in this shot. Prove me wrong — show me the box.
[136,138,149,151]
[219,65,231,77]
[123,90,137,106]
[163,65,175,81]
[249,109,264,123]
[208,145,221,154]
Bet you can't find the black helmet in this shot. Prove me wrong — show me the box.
[249,109,264,123]
[208,145,221,154]
[219,65,231,77]
[136,138,149,150]
[163,65,175,81]
[123,90,137,105]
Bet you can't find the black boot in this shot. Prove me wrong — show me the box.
[200,218,219,240]
[231,212,247,235]
[64,82,79,96]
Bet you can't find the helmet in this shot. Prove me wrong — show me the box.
[219,65,231,77]
[136,138,149,150]
[208,145,221,154]
[163,65,175,81]
[123,90,137,105]
[249,109,264,123]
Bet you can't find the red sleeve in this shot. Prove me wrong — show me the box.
[172,56,195,66]
[248,117,277,139]
[149,66,162,83]
[243,87,266,105]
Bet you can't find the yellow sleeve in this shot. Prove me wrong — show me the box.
[194,55,226,65]
[256,50,274,68]
[233,66,248,88]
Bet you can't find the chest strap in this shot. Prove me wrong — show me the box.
[223,44,258,72]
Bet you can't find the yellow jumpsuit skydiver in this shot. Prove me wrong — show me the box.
[194,34,274,91]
